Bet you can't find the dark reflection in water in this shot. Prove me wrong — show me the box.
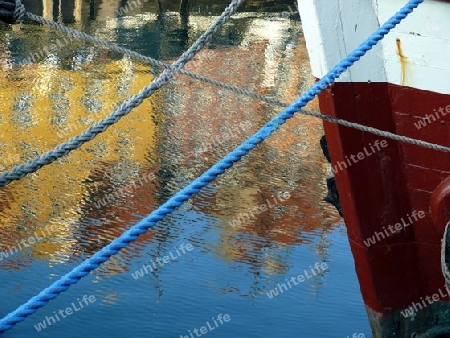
[0,1,369,337]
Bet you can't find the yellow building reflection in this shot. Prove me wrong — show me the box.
[0,0,337,289]
[0,52,158,266]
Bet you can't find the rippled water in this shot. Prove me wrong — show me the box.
[0,1,370,337]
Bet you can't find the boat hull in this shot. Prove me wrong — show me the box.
[298,0,450,335]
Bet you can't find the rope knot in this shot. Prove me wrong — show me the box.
[0,0,25,24]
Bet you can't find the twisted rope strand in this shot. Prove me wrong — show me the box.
[13,0,24,22]
[0,0,424,333]
[0,0,244,188]
[0,0,24,23]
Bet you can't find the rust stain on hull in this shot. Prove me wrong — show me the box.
[396,38,408,86]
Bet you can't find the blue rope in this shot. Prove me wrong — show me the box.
[0,0,424,333]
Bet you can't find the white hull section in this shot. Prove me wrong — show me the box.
[298,0,450,94]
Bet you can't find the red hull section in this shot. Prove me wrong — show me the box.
[319,82,450,312]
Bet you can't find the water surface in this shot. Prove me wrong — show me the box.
[0,1,370,337]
